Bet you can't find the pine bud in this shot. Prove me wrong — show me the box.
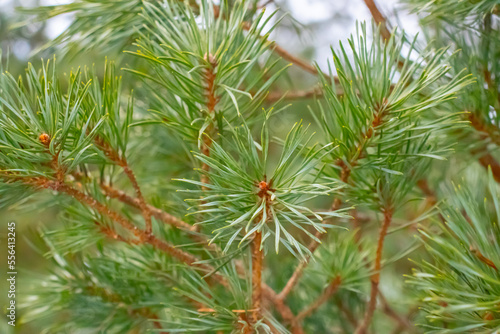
[39,133,51,146]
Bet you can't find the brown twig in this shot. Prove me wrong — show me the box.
[416,179,437,207]
[94,220,139,244]
[121,162,153,233]
[296,276,341,321]
[102,180,302,332]
[266,86,324,103]
[355,206,394,334]
[251,231,263,325]
[200,54,219,190]
[101,184,197,232]
[417,178,446,224]
[273,44,330,80]
[363,0,391,41]
[267,289,304,334]
[94,135,153,234]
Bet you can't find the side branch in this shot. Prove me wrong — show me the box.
[266,86,325,103]
[278,102,387,300]
[273,44,331,81]
[121,162,153,233]
[27,177,211,273]
[296,275,341,321]
[94,135,153,233]
[355,206,394,334]
[101,184,197,232]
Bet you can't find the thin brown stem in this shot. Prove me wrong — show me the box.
[201,55,219,190]
[251,231,263,325]
[266,86,325,103]
[121,162,153,233]
[417,178,446,224]
[363,0,391,41]
[94,135,153,234]
[273,44,330,80]
[267,288,304,334]
[355,206,394,334]
[296,275,341,321]
[101,184,197,232]
[416,179,437,207]
[94,220,139,244]
[3,178,305,334]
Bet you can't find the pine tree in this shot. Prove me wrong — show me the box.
[1,0,499,333]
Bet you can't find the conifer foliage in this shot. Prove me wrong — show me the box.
[1,0,499,333]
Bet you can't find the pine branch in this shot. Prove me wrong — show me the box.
[416,179,438,207]
[296,275,341,321]
[14,175,214,274]
[101,183,303,332]
[355,206,394,334]
[279,102,389,301]
[101,183,304,332]
[268,292,304,334]
[94,220,139,244]
[121,163,153,233]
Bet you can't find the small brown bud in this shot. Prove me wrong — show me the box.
[258,181,268,191]
[484,311,494,321]
[39,133,51,146]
